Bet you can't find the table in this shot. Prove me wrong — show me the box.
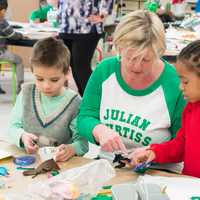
[7,21,58,47]
[0,140,182,200]
[8,21,200,61]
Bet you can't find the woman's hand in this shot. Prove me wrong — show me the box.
[93,124,128,154]
[128,147,156,166]
[87,15,105,24]
[54,144,76,162]
[21,132,39,154]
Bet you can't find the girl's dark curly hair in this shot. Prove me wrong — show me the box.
[178,40,200,75]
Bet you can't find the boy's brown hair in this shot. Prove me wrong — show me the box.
[30,37,70,75]
[0,0,8,11]
[178,40,200,75]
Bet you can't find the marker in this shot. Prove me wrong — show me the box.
[16,167,35,170]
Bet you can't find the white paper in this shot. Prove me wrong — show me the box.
[0,149,12,160]
[140,175,200,200]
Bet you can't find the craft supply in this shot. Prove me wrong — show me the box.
[38,146,57,162]
[113,154,130,168]
[133,162,152,173]
[16,167,35,170]
[51,170,59,176]
[0,149,12,160]
[23,158,60,178]
[161,185,167,193]
[0,167,9,176]
[13,156,36,166]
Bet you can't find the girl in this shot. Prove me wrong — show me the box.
[130,40,200,178]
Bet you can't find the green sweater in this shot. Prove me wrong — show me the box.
[77,56,186,149]
[29,5,52,22]
[9,83,88,156]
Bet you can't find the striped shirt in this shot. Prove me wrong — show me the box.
[0,19,23,53]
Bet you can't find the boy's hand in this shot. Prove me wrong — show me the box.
[21,133,39,154]
[54,144,76,162]
[128,147,156,166]
[23,36,30,40]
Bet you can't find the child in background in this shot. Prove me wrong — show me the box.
[8,37,88,162]
[129,40,200,178]
[29,0,58,24]
[0,0,24,94]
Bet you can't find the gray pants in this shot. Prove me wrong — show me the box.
[0,50,24,93]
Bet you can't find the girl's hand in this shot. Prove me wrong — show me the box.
[21,133,39,154]
[54,144,76,162]
[93,124,128,154]
[128,147,156,166]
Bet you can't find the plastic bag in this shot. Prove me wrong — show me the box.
[6,159,115,200]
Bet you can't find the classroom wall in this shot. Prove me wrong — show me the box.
[7,0,39,69]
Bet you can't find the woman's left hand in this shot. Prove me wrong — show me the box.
[54,144,76,162]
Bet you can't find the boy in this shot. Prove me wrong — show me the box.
[8,37,88,162]
[0,0,24,94]
[29,0,58,24]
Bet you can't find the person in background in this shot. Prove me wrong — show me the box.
[29,0,58,24]
[58,0,114,96]
[0,85,6,94]
[77,10,185,170]
[8,37,88,162]
[129,40,200,178]
[0,0,24,94]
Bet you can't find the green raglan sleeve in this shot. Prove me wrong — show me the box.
[69,117,89,156]
[77,65,104,144]
[169,92,186,138]
[162,61,186,138]
[8,92,25,147]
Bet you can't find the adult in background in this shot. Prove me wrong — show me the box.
[58,0,114,96]
[77,10,185,171]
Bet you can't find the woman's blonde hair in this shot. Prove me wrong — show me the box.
[113,10,166,57]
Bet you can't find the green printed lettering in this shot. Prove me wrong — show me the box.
[122,127,130,138]
[119,111,126,123]
[134,132,142,143]
[139,119,151,131]
[131,116,141,127]
[105,123,113,129]
[142,136,152,146]
[115,125,122,136]
[129,129,135,140]
[103,108,109,120]
[126,113,133,124]
[111,109,120,120]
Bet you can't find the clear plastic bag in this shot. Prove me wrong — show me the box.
[6,159,115,200]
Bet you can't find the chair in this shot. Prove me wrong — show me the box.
[0,60,16,104]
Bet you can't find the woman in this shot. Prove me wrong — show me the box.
[77,10,185,167]
[58,0,113,96]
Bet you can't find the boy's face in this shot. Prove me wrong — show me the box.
[176,60,200,103]
[0,9,6,19]
[47,0,58,7]
[32,65,69,97]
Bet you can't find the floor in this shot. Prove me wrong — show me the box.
[0,70,100,158]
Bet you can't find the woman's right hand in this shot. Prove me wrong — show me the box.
[93,124,128,153]
[21,133,39,154]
